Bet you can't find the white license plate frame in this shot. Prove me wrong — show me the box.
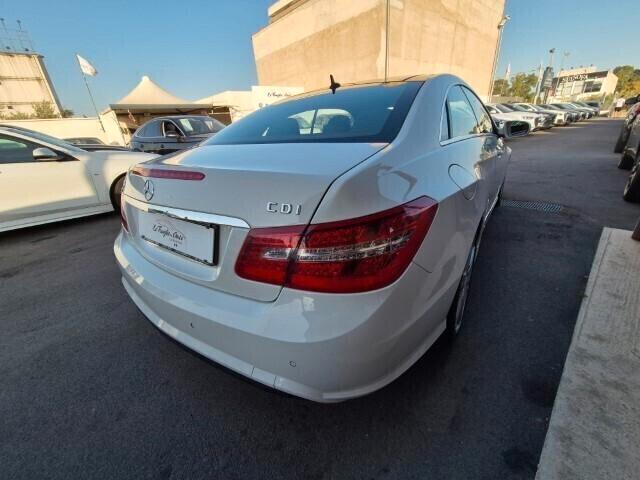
[138,211,218,266]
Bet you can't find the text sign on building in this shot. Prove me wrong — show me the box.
[251,86,304,110]
[558,71,608,84]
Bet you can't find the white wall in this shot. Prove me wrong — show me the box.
[2,114,126,145]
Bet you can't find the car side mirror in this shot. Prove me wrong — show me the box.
[33,147,64,162]
[164,131,179,139]
[501,120,530,139]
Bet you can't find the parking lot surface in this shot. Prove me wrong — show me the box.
[1,119,638,479]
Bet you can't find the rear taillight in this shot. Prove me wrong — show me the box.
[235,197,438,293]
[131,166,205,180]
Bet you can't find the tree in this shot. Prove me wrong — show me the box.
[61,108,74,118]
[31,101,58,119]
[493,79,510,96]
[509,73,539,101]
[613,65,640,98]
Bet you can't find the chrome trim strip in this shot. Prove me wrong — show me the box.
[124,195,250,229]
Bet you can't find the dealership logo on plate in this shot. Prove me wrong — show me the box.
[143,179,155,201]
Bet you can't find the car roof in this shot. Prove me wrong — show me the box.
[145,115,213,121]
[280,74,439,102]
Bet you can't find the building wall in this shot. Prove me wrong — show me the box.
[252,0,505,97]
[0,52,62,116]
[198,90,255,122]
[548,69,618,102]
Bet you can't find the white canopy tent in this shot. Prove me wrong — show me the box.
[106,76,218,135]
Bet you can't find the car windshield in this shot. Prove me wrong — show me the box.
[204,82,422,145]
[493,104,513,113]
[65,137,104,145]
[5,127,85,153]
[507,104,528,112]
[176,117,225,136]
[552,104,570,110]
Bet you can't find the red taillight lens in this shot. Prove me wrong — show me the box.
[131,166,205,181]
[235,197,438,293]
[235,225,306,286]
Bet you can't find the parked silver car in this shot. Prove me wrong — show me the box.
[115,74,528,402]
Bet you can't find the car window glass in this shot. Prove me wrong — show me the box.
[142,121,162,137]
[204,82,421,145]
[162,121,181,137]
[446,86,480,138]
[440,104,450,141]
[462,87,493,134]
[494,104,512,113]
[0,135,37,164]
[177,117,225,135]
[135,124,148,138]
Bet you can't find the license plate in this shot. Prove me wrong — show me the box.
[138,212,216,265]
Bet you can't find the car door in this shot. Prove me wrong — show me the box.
[137,120,164,154]
[158,120,182,154]
[131,123,148,152]
[440,86,494,220]
[0,134,100,224]
[462,86,503,204]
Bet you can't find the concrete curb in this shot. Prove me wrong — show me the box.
[535,228,640,479]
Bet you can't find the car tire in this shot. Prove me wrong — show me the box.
[623,160,640,203]
[445,234,478,340]
[110,175,125,211]
[618,153,635,170]
[614,128,629,153]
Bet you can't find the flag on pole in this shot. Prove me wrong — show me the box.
[504,63,511,81]
[76,54,98,76]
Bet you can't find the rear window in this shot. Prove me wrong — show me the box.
[204,82,422,145]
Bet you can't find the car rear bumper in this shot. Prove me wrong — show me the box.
[114,231,452,402]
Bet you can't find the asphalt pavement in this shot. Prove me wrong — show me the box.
[1,118,638,479]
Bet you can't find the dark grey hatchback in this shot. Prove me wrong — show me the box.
[129,115,226,155]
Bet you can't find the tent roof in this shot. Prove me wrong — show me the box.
[110,75,192,108]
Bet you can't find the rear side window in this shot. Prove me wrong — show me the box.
[462,87,493,134]
[137,120,162,138]
[440,104,450,141]
[446,86,479,138]
[204,82,422,145]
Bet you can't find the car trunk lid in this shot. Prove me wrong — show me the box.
[122,142,385,301]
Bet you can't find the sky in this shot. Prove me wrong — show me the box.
[3,0,639,116]
[498,0,640,79]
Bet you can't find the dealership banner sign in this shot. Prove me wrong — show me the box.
[251,86,304,110]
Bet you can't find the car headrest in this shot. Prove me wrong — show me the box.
[323,115,352,134]
[268,118,300,137]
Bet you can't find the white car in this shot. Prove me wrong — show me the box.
[0,126,156,232]
[511,103,570,126]
[115,74,528,402]
[486,103,544,131]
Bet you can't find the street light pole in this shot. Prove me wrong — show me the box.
[488,14,511,100]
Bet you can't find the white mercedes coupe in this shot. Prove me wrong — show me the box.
[115,74,528,402]
[0,126,156,232]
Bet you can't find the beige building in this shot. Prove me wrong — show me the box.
[252,0,506,98]
[548,66,618,102]
[0,50,62,117]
